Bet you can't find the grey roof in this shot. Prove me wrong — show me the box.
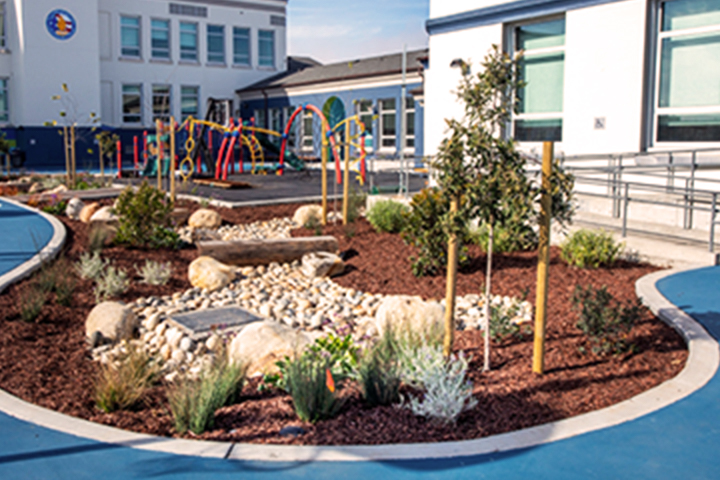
[237,48,428,94]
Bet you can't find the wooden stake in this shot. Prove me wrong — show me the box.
[62,125,70,187]
[533,141,554,375]
[70,124,77,189]
[170,116,176,202]
[443,197,459,357]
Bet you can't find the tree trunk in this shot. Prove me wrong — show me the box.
[483,222,494,372]
[197,236,339,267]
[443,197,459,358]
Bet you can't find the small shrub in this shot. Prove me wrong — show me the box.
[167,357,245,435]
[114,181,174,248]
[17,282,47,322]
[94,266,129,303]
[88,224,113,252]
[346,185,366,223]
[572,285,643,355]
[561,229,624,269]
[76,252,108,281]
[284,350,344,423]
[137,260,172,286]
[488,297,530,342]
[398,343,476,425]
[50,257,76,306]
[41,198,68,216]
[94,343,159,413]
[358,329,402,407]
[367,199,409,234]
[471,222,537,254]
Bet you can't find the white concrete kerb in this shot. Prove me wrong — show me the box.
[0,254,716,460]
[0,196,66,294]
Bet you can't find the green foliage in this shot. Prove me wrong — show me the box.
[137,260,172,286]
[367,199,409,234]
[358,329,402,407]
[114,182,175,249]
[402,188,467,277]
[284,350,344,423]
[488,299,529,342]
[167,357,246,435]
[41,199,68,216]
[471,221,537,254]
[94,343,159,413]
[95,131,119,161]
[561,229,624,269]
[346,185,366,223]
[76,251,108,281]
[572,285,642,355]
[35,256,76,307]
[94,266,129,303]
[17,281,47,322]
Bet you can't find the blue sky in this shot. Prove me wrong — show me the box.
[287,1,430,64]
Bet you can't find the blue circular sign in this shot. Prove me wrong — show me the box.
[46,9,77,40]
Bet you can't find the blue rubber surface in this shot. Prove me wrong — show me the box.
[0,268,719,478]
[0,200,54,277]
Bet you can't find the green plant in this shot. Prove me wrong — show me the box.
[137,260,172,286]
[94,343,159,413]
[76,251,108,281]
[149,226,182,250]
[284,350,344,423]
[167,357,245,435]
[94,266,129,303]
[358,329,402,407]
[17,282,47,322]
[114,181,174,248]
[471,221,537,254]
[41,198,68,216]
[346,185,366,223]
[571,285,642,355]
[488,300,527,342]
[561,229,624,269]
[367,199,409,234]
[88,223,113,252]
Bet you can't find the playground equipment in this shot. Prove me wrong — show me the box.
[331,115,367,225]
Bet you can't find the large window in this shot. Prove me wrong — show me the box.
[0,78,8,122]
[122,84,142,123]
[181,86,199,121]
[258,30,275,67]
[233,27,250,66]
[180,22,198,61]
[152,85,171,123]
[405,97,415,149]
[121,16,141,58]
[0,3,6,49]
[151,19,170,60]
[358,99,374,151]
[512,17,565,141]
[302,110,314,151]
[655,0,720,142]
[379,98,396,149]
[207,25,225,64]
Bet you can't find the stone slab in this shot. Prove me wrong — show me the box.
[167,306,263,340]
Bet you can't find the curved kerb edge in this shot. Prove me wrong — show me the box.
[0,265,716,462]
[0,196,67,294]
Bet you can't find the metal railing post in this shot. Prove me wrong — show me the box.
[622,182,629,237]
[683,177,690,230]
[710,193,717,253]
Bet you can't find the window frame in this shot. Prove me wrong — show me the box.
[378,98,397,151]
[179,21,199,62]
[0,3,6,50]
[180,85,200,121]
[152,84,172,123]
[207,24,226,65]
[151,18,171,60]
[651,0,720,145]
[258,29,275,68]
[301,110,314,152]
[357,99,375,152]
[120,15,142,59]
[507,15,566,142]
[122,84,142,124]
[405,97,415,151]
[233,27,251,66]
[0,77,8,123]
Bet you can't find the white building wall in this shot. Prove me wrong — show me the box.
[430,1,513,19]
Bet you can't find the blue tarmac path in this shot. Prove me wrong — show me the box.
[0,203,719,478]
[0,199,54,277]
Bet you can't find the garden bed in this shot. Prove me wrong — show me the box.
[0,202,687,445]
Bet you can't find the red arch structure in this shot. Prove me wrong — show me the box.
[279,104,341,183]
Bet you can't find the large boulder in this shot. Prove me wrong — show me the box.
[46,184,68,195]
[86,302,138,345]
[79,202,101,223]
[293,205,322,227]
[301,252,345,278]
[170,208,191,227]
[89,205,118,223]
[188,256,235,292]
[374,295,445,341]
[65,197,84,219]
[188,208,222,229]
[228,321,312,376]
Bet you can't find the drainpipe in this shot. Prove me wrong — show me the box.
[262,89,269,129]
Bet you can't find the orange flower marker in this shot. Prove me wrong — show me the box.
[325,368,335,393]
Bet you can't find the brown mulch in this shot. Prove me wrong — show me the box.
[0,203,688,445]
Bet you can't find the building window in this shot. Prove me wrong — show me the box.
[207,25,225,64]
[405,97,415,149]
[151,19,170,60]
[121,16,141,58]
[122,84,142,123]
[379,98,396,149]
[254,109,267,129]
[258,30,275,67]
[270,108,283,133]
[152,85,171,123]
[655,0,720,142]
[180,22,198,61]
[512,17,565,141]
[233,27,250,66]
[302,110,314,150]
[357,99,374,151]
[0,3,6,49]
[0,78,8,122]
[181,86,199,121]
[284,106,297,148]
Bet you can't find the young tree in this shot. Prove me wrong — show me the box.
[434,45,573,367]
